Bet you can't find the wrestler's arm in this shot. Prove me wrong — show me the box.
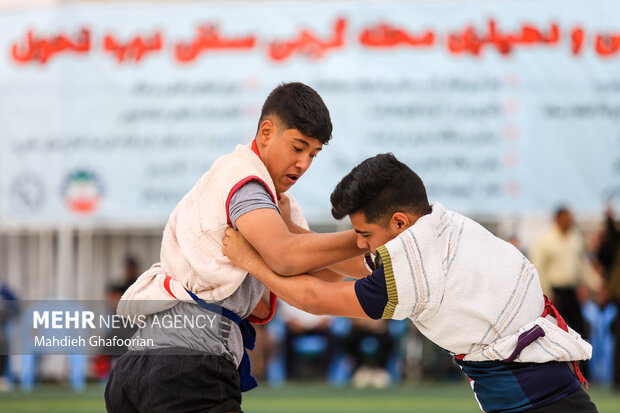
[278,194,369,278]
[236,208,364,276]
[325,258,369,279]
[310,268,346,282]
[265,270,364,317]
[283,221,369,278]
[222,227,368,317]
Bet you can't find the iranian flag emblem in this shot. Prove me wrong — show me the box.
[62,170,103,214]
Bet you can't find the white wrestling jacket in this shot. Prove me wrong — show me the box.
[117,142,309,321]
[375,203,592,364]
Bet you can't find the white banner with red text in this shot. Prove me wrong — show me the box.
[1,0,619,226]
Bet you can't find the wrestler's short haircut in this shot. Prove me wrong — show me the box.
[330,153,430,224]
[258,82,332,145]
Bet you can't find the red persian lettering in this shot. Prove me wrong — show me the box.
[595,32,620,57]
[359,23,434,48]
[448,19,560,56]
[571,27,585,56]
[174,25,256,63]
[11,28,90,65]
[268,18,346,62]
[103,32,163,63]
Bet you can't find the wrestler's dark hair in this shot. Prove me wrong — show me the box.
[258,82,332,144]
[330,153,431,224]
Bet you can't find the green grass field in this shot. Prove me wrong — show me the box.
[0,382,619,412]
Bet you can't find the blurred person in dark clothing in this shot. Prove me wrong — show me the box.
[279,301,334,380]
[596,201,620,391]
[112,256,141,293]
[347,318,394,388]
[105,256,142,354]
[0,282,18,391]
[597,202,620,297]
[98,257,141,381]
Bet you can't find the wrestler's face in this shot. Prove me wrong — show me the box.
[257,118,323,193]
[349,211,407,253]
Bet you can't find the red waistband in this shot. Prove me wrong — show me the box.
[542,295,588,387]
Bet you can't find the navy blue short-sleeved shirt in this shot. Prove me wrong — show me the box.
[354,265,388,320]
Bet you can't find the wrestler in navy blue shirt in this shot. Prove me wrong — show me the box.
[354,264,583,413]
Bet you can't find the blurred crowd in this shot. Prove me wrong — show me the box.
[0,203,619,392]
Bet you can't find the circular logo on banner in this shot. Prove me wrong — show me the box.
[9,172,46,215]
[61,169,104,214]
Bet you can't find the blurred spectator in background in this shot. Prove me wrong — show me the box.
[109,255,141,294]
[247,324,271,382]
[403,326,461,383]
[530,206,601,336]
[530,206,602,379]
[96,256,141,381]
[597,202,620,302]
[278,301,334,380]
[346,318,394,388]
[581,285,616,386]
[0,281,19,391]
[595,201,620,391]
[105,255,142,350]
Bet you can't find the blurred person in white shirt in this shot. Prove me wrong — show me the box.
[530,206,602,343]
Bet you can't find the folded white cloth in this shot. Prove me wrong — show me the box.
[116,264,189,317]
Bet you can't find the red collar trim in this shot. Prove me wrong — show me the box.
[251,140,260,158]
[251,140,281,200]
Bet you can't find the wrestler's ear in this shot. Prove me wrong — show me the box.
[257,118,277,148]
[390,212,410,233]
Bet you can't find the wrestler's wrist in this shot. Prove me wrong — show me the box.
[244,254,269,276]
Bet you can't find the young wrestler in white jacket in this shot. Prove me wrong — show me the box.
[106,83,367,413]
